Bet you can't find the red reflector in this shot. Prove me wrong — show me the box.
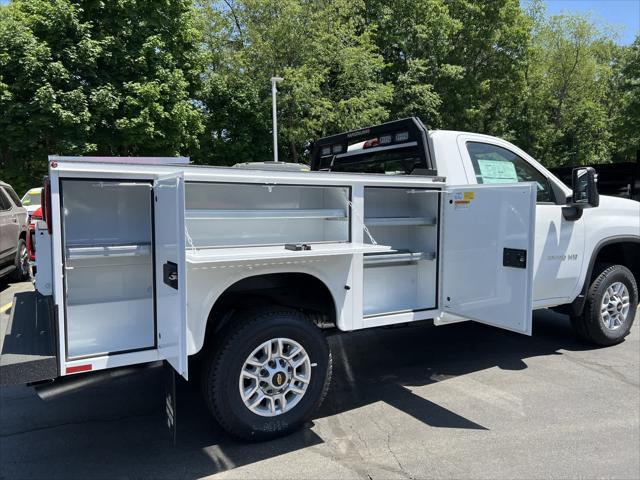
[66,364,92,374]
[43,177,52,234]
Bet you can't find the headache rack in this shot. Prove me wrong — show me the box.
[310,117,435,175]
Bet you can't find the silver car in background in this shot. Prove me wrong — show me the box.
[0,180,30,282]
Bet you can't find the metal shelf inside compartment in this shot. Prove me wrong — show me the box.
[186,242,392,264]
[364,216,437,226]
[186,208,347,220]
[65,243,151,259]
[363,249,435,266]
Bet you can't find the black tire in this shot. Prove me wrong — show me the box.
[9,239,30,282]
[202,306,332,441]
[571,264,638,346]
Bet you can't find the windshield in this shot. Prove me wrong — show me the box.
[21,190,41,206]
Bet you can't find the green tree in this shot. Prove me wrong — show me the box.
[611,36,640,162]
[196,0,392,165]
[437,0,532,138]
[520,4,621,166]
[0,0,204,193]
[1,0,636,185]
[364,0,456,125]
[365,0,532,138]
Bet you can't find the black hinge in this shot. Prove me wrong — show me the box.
[163,261,178,289]
[503,248,527,269]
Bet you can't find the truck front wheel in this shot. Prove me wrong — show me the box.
[202,307,332,441]
[571,264,638,346]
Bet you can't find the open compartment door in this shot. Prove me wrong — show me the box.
[441,184,536,334]
[154,173,188,379]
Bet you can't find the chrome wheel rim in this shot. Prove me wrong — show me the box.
[601,282,630,330]
[239,337,311,417]
[19,244,28,275]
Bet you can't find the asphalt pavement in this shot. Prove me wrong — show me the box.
[1,280,638,480]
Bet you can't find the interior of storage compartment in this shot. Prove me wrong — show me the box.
[362,187,439,316]
[61,180,155,358]
[185,182,350,248]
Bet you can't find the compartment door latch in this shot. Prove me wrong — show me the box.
[503,248,527,269]
[163,261,179,289]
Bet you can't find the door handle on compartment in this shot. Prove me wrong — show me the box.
[503,248,527,269]
[163,261,179,289]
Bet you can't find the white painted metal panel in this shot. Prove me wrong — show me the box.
[154,173,188,379]
[62,180,155,358]
[441,184,535,334]
[48,169,67,374]
[34,222,53,295]
[67,299,154,356]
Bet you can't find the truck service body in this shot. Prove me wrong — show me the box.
[1,118,638,440]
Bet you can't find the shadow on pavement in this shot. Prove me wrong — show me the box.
[0,310,597,479]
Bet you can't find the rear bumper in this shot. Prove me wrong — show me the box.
[0,291,58,386]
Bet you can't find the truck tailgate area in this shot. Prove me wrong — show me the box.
[0,290,58,386]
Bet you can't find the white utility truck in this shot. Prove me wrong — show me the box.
[1,118,638,441]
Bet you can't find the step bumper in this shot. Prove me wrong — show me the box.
[1,291,59,386]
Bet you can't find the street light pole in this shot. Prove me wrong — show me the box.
[270,76,283,163]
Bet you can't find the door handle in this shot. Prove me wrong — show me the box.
[163,261,179,289]
[503,248,527,269]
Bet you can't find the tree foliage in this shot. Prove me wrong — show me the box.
[0,0,204,192]
[519,3,624,166]
[0,0,637,192]
[196,0,392,165]
[612,37,640,163]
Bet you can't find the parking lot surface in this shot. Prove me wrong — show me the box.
[1,280,639,480]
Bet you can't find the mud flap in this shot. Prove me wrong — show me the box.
[164,360,177,445]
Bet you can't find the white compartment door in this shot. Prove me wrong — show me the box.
[154,173,188,379]
[441,184,536,334]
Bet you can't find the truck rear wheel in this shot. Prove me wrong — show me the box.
[571,264,638,346]
[202,307,332,441]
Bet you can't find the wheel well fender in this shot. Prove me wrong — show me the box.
[569,236,640,316]
[197,271,338,355]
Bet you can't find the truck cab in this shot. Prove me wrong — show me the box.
[311,117,639,343]
[430,130,639,313]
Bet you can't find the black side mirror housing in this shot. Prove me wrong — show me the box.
[572,166,599,208]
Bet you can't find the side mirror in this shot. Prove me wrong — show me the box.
[572,166,599,207]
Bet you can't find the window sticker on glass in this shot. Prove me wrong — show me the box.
[477,159,518,184]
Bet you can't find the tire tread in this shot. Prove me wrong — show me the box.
[202,306,332,441]
[572,263,638,346]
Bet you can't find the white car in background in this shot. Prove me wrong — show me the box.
[20,187,42,220]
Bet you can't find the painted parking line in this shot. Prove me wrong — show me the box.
[1,282,34,314]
